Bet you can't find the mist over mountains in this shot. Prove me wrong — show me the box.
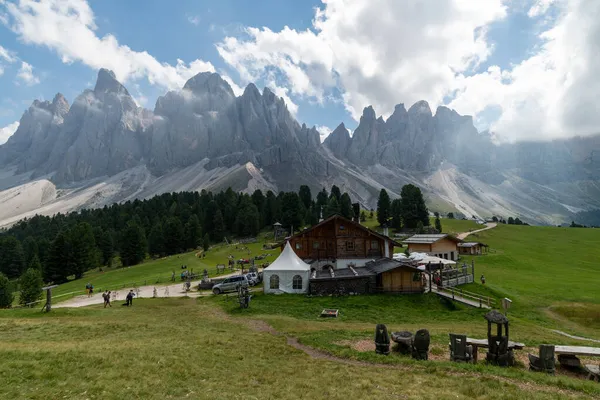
[2,68,600,226]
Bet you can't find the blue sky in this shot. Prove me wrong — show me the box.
[1,0,598,144]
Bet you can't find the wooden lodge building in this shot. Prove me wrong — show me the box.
[282,215,402,270]
[281,215,425,295]
[402,234,462,261]
[457,242,489,255]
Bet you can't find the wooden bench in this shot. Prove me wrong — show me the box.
[467,338,525,363]
[555,346,600,368]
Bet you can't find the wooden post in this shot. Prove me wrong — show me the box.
[41,285,58,312]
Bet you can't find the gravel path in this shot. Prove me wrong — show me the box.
[457,222,497,240]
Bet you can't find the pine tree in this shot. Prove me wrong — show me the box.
[316,188,328,210]
[360,210,367,222]
[184,214,202,250]
[324,196,341,218]
[69,222,97,279]
[202,234,210,252]
[435,215,442,233]
[251,189,266,227]
[447,212,455,219]
[164,217,185,255]
[100,230,114,266]
[22,237,39,267]
[330,185,342,202]
[235,196,260,237]
[45,231,71,283]
[212,210,225,242]
[28,254,42,271]
[0,236,25,279]
[298,185,312,210]
[148,223,165,257]
[264,191,278,226]
[416,221,425,234]
[339,193,354,219]
[120,223,146,267]
[280,192,304,229]
[0,272,13,308]
[19,268,43,306]
[508,217,515,225]
[390,199,402,230]
[399,184,429,229]
[377,189,391,227]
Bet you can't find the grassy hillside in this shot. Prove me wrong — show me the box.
[362,216,480,236]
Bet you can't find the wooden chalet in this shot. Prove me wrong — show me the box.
[457,242,489,255]
[282,215,402,269]
[402,234,462,261]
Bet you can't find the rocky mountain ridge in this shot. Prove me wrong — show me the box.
[2,68,600,225]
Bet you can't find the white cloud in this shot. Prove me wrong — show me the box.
[187,14,200,26]
[316,125,332,142]
[16,61,40,85]
[0,121,19,145]
[450,0,600,141]
[528,0,558,17]
[216,0,507,120]
[2,0,223,90]
[0,44,17,63]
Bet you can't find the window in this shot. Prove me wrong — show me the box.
[371,240,379,250]
[269,274,280,290]
[346,241,355,251]
[295,242,302,250]
[313,241,320,249]
[292,275,303,290]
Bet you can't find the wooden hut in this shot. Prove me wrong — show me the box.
[403,234,461,261]
[457,242,489,255]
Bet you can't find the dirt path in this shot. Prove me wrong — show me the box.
[457,222,497,240]
[54,270,246,308]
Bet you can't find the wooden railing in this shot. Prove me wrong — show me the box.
[442,287,495,308]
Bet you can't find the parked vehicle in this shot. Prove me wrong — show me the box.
[212,275,249,295]
[246,272,260,286]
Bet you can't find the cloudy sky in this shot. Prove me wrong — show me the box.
[0,0,599,145]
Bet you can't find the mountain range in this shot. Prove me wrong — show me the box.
[2,68,600,227]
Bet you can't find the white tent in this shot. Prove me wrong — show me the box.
[263,242,311,294]
[393,252,456,266]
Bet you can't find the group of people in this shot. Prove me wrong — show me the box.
[85,282,94,297]
[100,289,135,307]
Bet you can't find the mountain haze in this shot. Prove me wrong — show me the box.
[2,68,600,226]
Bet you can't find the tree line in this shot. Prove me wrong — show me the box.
[375,184,431,231]
[0,185,359,292]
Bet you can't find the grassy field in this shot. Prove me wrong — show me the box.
[1,298,598,400]
[50,241,279,299]
[362,216,481,236]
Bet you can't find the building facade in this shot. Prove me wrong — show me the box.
[403,234,461,261]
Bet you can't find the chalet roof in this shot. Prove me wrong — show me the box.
[288,214,403,247]
[403,234,461,244]
[457,242,488,248]
[364,258,421,274]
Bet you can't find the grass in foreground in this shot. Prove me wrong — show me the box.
[1,298,597,400]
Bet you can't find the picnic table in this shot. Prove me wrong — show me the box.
[555,345,600,372]
[467,338,525,363]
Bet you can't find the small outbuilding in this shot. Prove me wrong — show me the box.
[263,242,311,294]
[458,242,488,255]
[403,234,461,261]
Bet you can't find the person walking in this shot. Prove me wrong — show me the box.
[106,291,112,307]
[480,274,486,285]
[85,283,91,297]
[102,291,109,308]
[125,290,135,306]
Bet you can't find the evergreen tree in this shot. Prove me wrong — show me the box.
[264,191,278,226]
[508,217,515,225]
[19,268,43,306]
[99,230,114,266]
[164,217,185,254]
[202,233,210,252]
[184,214,202,250]
[28,254,42,271]
[235,196,260,237]
[298,185,312,210]
[390,199,402,230]
[22,237,39,266]
[251,189,266,227]
[330,185,342,202]
[204,201,219,234]
[120,223,146,267]
[148,223,165,257]
[0,273,13,308]
[339,193,354,219]
[324,196,341,218]
[316,188,328,210]
[45,231,71,283]
[69,222,97,279]
[369,209,374,219]
[376,189,391,227]
[514,217,523,225]
[360,210,367,222]
[212,210,225,242]
[0,236,25,279]
[492,216,498,222]
[434,212,440,218]
[399,184,429,229]
[447,212,455,219]
[280,192,304,229]
[36,238,50,272]
[416,221,425,234]
[435,215,442,233]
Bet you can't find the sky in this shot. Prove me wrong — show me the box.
[0,0,599,145]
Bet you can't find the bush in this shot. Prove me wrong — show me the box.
[0,272,13,308]
[19,268,43,307]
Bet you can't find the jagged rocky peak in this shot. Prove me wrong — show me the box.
[361,105,377,120]
[242,82,261,99]
[94,68,130,96]
[408,100,432,116]
[183,71,234,98]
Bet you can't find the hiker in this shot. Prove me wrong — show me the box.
[103,291,112,308]
[89,284,94,296]
[480,274,486,285]
[85,283,91,297]
[107,291,112,307]
[123,290,135,306]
